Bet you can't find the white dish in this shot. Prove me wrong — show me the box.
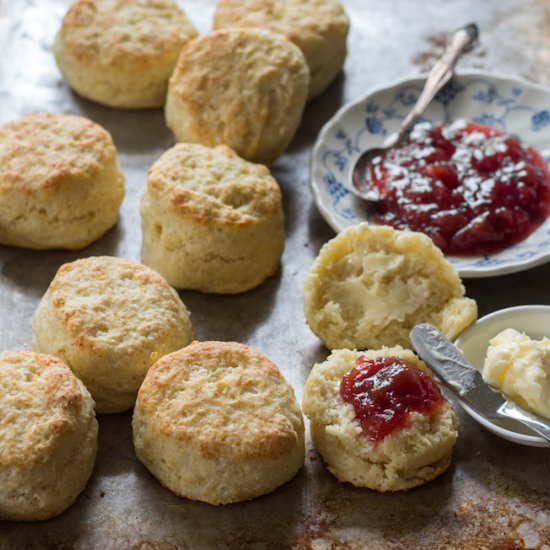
[310,70,550,278]
[455,305,550,447]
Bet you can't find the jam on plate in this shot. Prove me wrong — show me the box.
[367,120,550,255]
[340,356,444,442]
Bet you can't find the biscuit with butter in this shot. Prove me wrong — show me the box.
[32,256,194,413]
[213,0,349,99]
[0,351,97,521]
[0,113,124,250]
[133,341,305,505]
[304,224,477,349]
[141,143,284,293]
[54,0,198,108]
[303,347,458,491]
[165,29,309,164]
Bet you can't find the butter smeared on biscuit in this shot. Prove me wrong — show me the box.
[304,224,477,350]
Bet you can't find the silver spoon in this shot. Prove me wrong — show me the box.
[350,23,479,201]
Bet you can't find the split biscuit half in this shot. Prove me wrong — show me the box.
[303,346,458,491]
[304,224,477,349]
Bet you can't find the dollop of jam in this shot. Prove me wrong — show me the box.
[367,120,550,255]
[339,356,444,442]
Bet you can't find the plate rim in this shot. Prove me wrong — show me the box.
[310,69,550,278]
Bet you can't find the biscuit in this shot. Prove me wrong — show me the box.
[302,347,458,491]
[54,0,198,108]
[304,224,477,349]
[0,351,98,521]
[133,341,305,505]
[0,113,124,250]
[32,256,194,413]
[165,29,310,164]
[141,143,284,293]
[213,0,349,100]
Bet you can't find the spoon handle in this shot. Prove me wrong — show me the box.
[392,23,479,146]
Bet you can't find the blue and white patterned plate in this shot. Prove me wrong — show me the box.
[310,71,550,278]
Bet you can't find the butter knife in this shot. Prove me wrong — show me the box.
[410,323,550,443]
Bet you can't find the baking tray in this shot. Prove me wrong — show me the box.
[0,0,549,548]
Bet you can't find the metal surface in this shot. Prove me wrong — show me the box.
[1,0,549,548]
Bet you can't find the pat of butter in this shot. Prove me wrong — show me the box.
[482,328,550,420]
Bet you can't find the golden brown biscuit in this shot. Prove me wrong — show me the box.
[165,29,310,164]
[0,113,124,250]
[303,347,458,491]
[304,224,477,349]
[133,341,305,505]
[32,256,194,413]
[0,351,98,521]
[213,0,349,99]
[54,0,198,108]
[141,143,284,293]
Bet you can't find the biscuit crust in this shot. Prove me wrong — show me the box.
[0,113,124,250]
[303,347,458,491]
[165,29,310,164]
[133,341,305,505]
[32,256,194,413]
[55,0,198,108]
[0,351,98,521]
[304,224,477,349]
[213,0,349,99]
[141,143,285,293]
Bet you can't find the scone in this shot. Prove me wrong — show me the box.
[304,224,477,349]
[133,341,305,505]
[0,113,124,250]
[303,347,458,491]
[165,29,310,164]
[213,0,349,99]
[141,143,284,293]
[32,256,194,413]
[54,0,198,108]
[0,351,98,521]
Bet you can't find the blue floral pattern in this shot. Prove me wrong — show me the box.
[532,110,550,132]
[311,72,550,277]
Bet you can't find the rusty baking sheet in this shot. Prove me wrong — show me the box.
[0,0,549,548]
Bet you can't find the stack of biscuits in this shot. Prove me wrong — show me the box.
[0,0,479,525]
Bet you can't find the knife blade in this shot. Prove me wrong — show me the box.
[410,323,550,442]
[409,323,505,418]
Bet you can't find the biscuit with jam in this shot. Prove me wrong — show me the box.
[303,346,458,491]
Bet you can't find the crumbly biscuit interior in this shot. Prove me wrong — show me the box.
[305,225,477,349]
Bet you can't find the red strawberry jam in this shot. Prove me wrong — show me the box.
[367,120,550,255]
[339,356,444,442]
